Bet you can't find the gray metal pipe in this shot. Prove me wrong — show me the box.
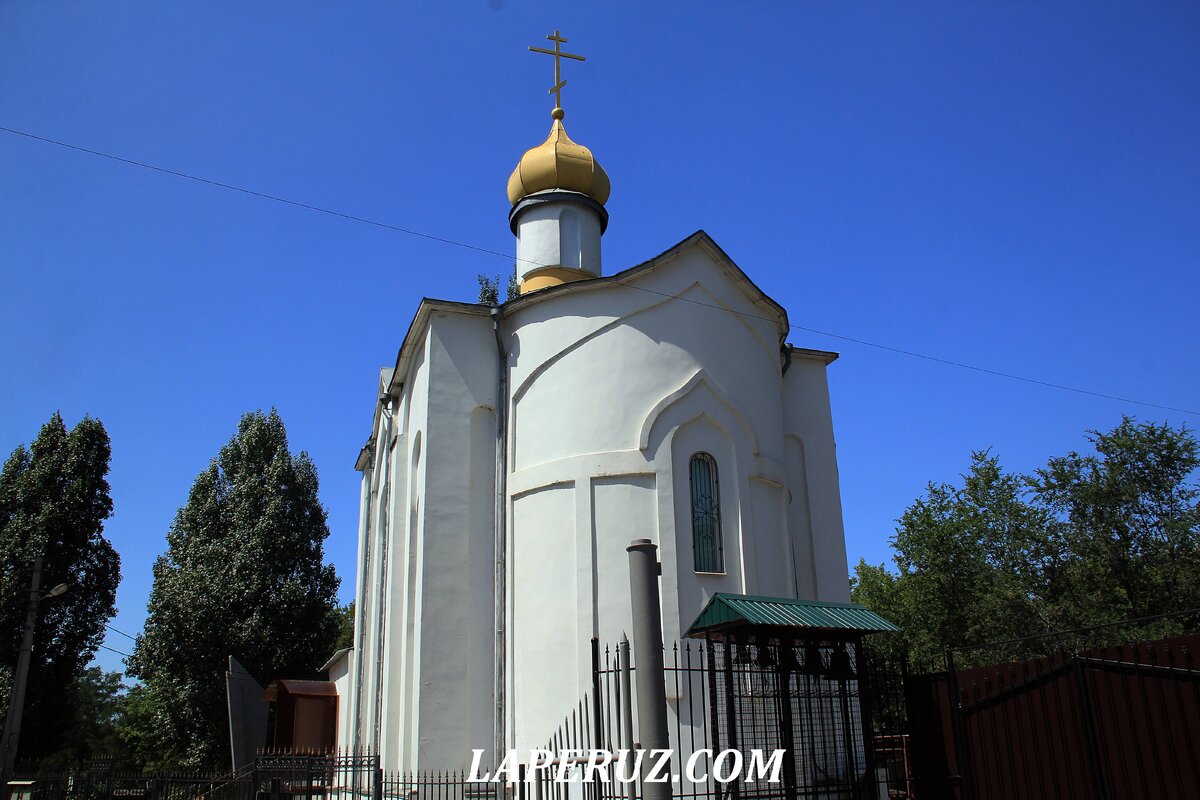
[627,539,670,800]
[372,400,394,754]
[491,304,509,776]
[351,463,373,757]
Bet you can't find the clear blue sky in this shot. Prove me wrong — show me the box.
[3,2,1198,675]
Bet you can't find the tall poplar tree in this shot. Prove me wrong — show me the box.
[0,413,119,765]
[127,410,340,768]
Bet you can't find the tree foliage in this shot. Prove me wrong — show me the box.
[852,418,1200,669]
[37,668,128,769]
[126,410,340,768]
[476,268,519,304]
[0,413,119,764]
[117,683,180,770]
[334,601,355,652]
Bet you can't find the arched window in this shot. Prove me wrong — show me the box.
[689,452,724,572]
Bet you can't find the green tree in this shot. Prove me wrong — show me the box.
[0,413,119,765]
[38,668,128,769]
[117,683,181,770]
[507,267,519,301]
[477,274,500,305]
[1032,417,1200,625]
[852,418,1200,669]
[853,452,1049,667]
[476,267,519,304]
[334,601,355,651]
[126,410,340,768]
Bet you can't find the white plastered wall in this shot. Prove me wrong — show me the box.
[343,237,853,769]
[348,312,500,772]
[504,242,812,753]
[782,355,851,603]
[515,199,604,278]
[328,652,353,751]
[409,313,498,771]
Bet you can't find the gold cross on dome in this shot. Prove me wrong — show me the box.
[529,30,585,112]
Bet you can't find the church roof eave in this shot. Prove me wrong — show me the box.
[357,300,491,459]
[372,231,795,446]
[320,647,351,674]
[354,437,374,472]
[787,345,839,365]
[386,299,492,399]
[502,230,791,344]
[361,367,396,464]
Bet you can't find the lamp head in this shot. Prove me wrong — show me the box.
[46,583,68,598]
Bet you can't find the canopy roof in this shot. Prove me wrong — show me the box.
[261,679,337,702]
[685,593,899,640]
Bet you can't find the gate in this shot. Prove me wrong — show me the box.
[910,633,1200,800]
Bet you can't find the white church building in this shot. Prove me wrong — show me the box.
[329,83,853,773]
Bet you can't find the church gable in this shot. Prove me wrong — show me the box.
[507,239,789,472]
[621,230,790,339]
[507,229,790,342]
[345,54,853,768]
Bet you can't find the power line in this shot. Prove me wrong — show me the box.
[105,624,138,642]
[625,283,1200,416]
[97,643,131,659]
[0,126,518,264]
[3,124,1196,418]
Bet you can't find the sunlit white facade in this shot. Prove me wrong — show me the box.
[339,228,852,771]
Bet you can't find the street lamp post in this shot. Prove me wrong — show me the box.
[0,556,68,798]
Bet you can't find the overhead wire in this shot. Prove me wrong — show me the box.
[0,126,517,264]
[105,623,138,641]
[624,283,1200,416]
[2,124,1196,418]
[97,643,132,659]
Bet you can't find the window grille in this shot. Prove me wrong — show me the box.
[689,452,724,572]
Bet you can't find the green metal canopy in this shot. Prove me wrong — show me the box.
[685,593,899,639]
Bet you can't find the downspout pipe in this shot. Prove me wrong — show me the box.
[351,455,373,756]
[490,303,509,770]
[373,396,394,755]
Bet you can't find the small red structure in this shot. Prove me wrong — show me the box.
[262,680,338,752]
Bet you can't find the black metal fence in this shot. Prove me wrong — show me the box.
[13,761,249,800]
[12,754,380,800]
[532,623,1200,799]
[13,756,499,800]
[12,618,1200,800]
[532,636,911,800]
[378,770,492,800]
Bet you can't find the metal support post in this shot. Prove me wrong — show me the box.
[0,556,45,797]
[627,539,670,800]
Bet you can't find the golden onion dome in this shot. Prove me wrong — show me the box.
[506,108,610,207]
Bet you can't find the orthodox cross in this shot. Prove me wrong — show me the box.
[529,30,585,111]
